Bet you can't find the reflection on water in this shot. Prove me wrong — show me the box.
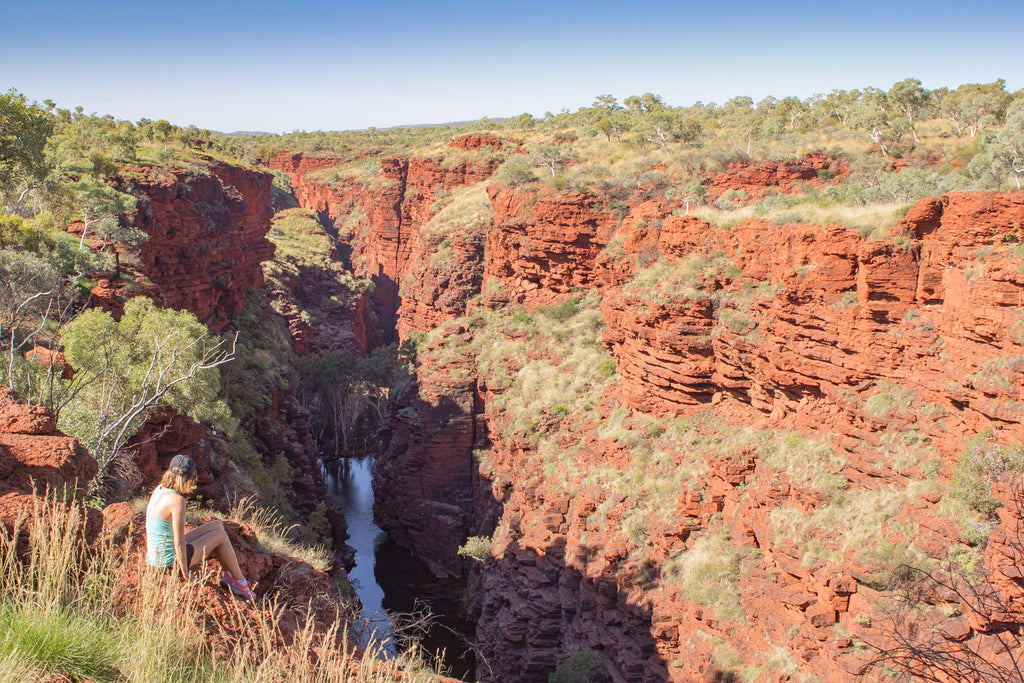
[324,456,476,681]
[323,457,395,654]
[376,537,477,680]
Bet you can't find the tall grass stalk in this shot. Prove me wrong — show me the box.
[0,493,428,682]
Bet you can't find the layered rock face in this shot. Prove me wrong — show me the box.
[484,185,620,307]
[602,193,1024,441]
[126,162,276,334]
[267,152,363,225]
[0,387,101,552]
[373,321,487,577]
[269,149,505,348]
[704,151,849,203]
[369,183,1024,681]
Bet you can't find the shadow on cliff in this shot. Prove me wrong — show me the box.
[472,535,671,683]
[372,272,401,347]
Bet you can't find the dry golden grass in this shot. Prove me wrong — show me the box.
[421,183,492,239]
[0,493,434,682]
[691,200,910,233]
[661,527,743,619]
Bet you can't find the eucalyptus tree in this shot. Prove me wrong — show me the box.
[775,96,808,131]
[814,88,861,126]
[589,94,629,142]
[71,176,136,250]
[58,297,236,487]
[942,81,1013,137]
[850,87,902,156]
[887,78,933,143]
[720,96,762,154]
[623,92,666,116]
[0,90,55,211]
[529,143,579,177]
[996,98,1024,189]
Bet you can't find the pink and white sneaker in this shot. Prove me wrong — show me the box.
[220,570,255,600]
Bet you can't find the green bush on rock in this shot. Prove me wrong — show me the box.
[549,651,610,683]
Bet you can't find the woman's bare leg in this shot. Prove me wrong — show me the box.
[184,520,246,580]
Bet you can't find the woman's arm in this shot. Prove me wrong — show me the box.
[168,494,190,579]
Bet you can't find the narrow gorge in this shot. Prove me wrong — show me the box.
[258,136,1024,681]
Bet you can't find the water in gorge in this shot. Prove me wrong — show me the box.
[325,457,476,680]
[324,457,396,654]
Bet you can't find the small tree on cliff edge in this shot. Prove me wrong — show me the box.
[0,89,54,211]
[529,143,579,177]
[56,296,237,494]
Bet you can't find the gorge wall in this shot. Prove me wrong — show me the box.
[88,161,350,557]
[466,188,1024,681]
[275,143,1024,681]
[124,162,276,334]
[268,139,503,349]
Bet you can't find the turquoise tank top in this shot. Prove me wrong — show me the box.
[146,486,178,568]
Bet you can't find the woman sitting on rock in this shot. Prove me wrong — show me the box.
[145,454,255,600]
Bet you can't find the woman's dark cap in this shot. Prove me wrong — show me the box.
[169,454,197,477]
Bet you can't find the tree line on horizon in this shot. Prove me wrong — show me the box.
[4,78,1024,209]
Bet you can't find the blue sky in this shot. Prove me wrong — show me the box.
[2,0,1022,133]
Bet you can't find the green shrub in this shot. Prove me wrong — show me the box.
[539,296,582,322]
[662,528,742,619]
[713,188,748,210]
[549,651,610,683]
[496,158,538,186]
[457,536,492,563]
[511,309,533,325]
[597,359,617,377]
[950,433,1024,516]
[719,308,750,332]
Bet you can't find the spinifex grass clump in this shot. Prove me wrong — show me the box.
[661,527,743,620]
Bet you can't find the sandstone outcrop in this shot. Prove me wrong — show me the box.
[704,151,849,203]
[124,162,276,334]
[449,133,505,150]
[0,387,101,554]
[102,502,339,618]
[484,185,620,308]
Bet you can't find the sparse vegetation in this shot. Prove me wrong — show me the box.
[227,496,332,572]
[950,432,1024,517]
[549,650,610,683]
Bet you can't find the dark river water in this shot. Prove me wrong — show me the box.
[324,457,476,680]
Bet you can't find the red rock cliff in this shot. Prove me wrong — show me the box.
[0,387,102,552]
[126,162,276,334]
[373,184,1024,681]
